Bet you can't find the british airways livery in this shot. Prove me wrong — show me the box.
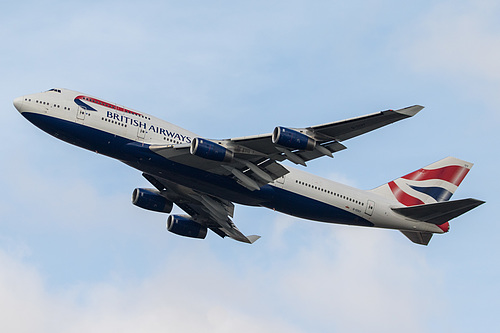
[14,88,484,245]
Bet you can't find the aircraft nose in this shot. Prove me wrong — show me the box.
[13,96,24,112]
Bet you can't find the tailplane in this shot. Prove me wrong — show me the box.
[394,198,485,244]
[370,157,484,245]
[391,198,485,225]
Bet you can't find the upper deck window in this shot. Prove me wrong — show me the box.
[48,89,62,93]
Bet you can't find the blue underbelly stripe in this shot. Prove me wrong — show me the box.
[22,112,373,227]
[260,186,374,227]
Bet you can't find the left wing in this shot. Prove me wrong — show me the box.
[143,173,260,244]
[149,105,423,191]
[229,105,423,164]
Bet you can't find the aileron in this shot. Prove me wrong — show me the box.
[309,105,424,142]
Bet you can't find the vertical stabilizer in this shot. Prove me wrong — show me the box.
[370,157,473,206]
[370,157,478,245]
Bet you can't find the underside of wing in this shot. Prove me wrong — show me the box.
[149,143,289,191]
[143,173,260,244]
[307,105,423,142]
[228,105,423,165]
[147,105,422,192]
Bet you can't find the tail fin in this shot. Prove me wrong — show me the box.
[370,157,482,245]
[370,156,473,206]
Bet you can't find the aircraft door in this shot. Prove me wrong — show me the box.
[137,127,146,139]
[365,200,375,216]
[76,106,86,121]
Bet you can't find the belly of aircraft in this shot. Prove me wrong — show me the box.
[21,112,374,226]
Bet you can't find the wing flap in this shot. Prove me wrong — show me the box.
[229,105,422,165]
[296,141,347,162]
[142,173,259,244]
[149,144,289,185]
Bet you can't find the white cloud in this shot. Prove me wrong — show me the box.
[267,215,297,251]
[401,1,500,78]
[0,245,306,333]
[2,1,498,332]
[279,227,444,332]
[396,0,500,111]
[0,223,446,333]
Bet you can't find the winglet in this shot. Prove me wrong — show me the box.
[394,105,424,117]
[245,235,261,244]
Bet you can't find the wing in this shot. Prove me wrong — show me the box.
[143,173,260,244]
[150,105,423,191]
[229,105,423,162]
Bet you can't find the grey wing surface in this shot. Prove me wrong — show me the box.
[229,105,423,163]
[147,105,423,191]
[143,173,260,244]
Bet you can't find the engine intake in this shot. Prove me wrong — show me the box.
[190,138,233,162]
[132,188,173,213]
[167,215,208,239]
[272,127,316,151]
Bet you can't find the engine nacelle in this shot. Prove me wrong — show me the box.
[190,138,233,162]
[272,127,316,151]
[167,215,208,239]
[132,188,173,213]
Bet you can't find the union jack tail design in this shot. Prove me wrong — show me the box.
[371,157,472,207]
[370,157,475,241]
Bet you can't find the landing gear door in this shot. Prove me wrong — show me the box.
[365,200,375,216]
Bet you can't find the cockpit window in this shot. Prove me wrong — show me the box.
[48,89,62,93]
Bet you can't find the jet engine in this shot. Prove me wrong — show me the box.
[167,215,208,239]
[190,138,233,162]
[132,188,173,213]
[272,127,316,151]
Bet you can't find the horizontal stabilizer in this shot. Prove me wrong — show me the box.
[392,198,485,225]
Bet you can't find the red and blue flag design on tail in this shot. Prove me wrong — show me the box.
[371,157,473,232]
[388,161,471,207]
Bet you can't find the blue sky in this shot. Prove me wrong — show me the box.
[1,0,498,332]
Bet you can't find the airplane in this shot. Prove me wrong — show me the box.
[13,88,484,245]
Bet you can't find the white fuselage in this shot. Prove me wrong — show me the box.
[13,89,444,235]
